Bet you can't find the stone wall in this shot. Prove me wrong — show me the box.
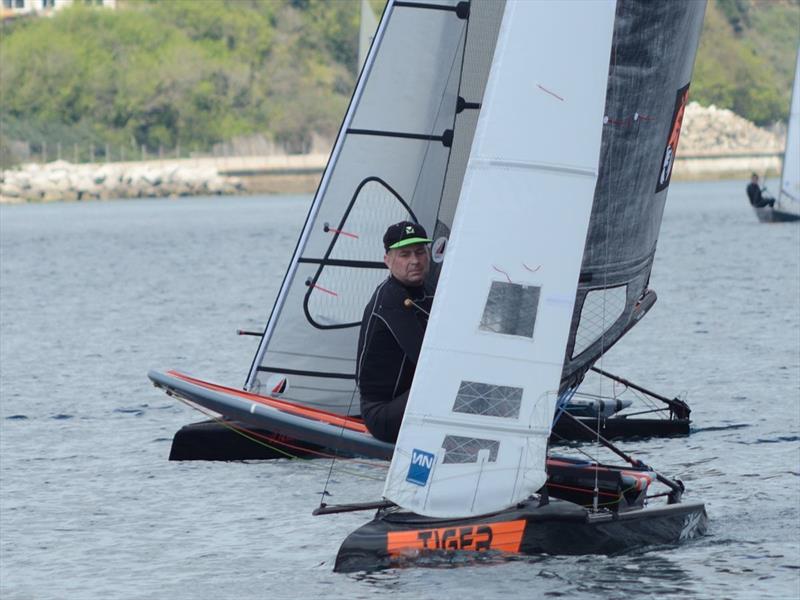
[672,102,784,180]
[0,160,244,204]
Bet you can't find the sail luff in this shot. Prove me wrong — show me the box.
[383,0,617,519]
[358,0,379,70]
[779,45,800,208]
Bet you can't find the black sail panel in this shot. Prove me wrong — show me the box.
[560,0,707,389]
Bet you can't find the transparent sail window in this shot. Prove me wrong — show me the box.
[328,178,413,262]
[306,178,415,328]
[479,281,540,338]
[452,381,522,419]
[572,286,627,357]
[442,435,499,464]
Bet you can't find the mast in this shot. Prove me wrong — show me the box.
[383,0,617,519]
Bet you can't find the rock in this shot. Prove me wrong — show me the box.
[0,182,22,197]
[681,102,783,155]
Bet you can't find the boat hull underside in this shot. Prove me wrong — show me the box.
[334,499,707,573]
[169,414,690,461]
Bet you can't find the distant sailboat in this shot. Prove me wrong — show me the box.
[150,0,708,571]
[754,45,800,223]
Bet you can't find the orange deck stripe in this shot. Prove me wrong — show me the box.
[167,370,368,433]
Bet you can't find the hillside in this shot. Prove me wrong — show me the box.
[693,0,800,126]
[0,0,798,168]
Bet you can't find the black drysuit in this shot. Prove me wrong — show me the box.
[356,276,433,443]
[747,182,774,208]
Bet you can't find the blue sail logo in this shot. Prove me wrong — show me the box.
[406,449,435,486]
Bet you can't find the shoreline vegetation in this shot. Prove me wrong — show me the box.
[1,0,796,204]
[0,103,787,204]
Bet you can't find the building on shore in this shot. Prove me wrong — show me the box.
[1,0,115,19]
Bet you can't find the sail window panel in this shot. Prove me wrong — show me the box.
[298,136,451,258]
[307,265,388,327]
[351,4,466,134]
[442,435,499,464]
[479,281,541,338]
[572,286,628,357]
[327,179,414,263]
[453,381,522,419]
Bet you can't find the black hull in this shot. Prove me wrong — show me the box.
[552,415,690,442]
[334,498,707,572]
[168,419,343,461]
[169,417,689,461]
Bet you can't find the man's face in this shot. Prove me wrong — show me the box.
[384,244,430,286]
[752,175,759,183]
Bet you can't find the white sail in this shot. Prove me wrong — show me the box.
[778,45,800,211]
[383,0,617,518]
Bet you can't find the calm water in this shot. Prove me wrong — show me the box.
[1,180,798,600]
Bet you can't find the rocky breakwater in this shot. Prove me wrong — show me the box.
[674,102,784,180]
[0,160,245,204]
[680,101,783,156]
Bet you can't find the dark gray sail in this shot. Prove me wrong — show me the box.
[560,0,707,390]
[246,0,505,413]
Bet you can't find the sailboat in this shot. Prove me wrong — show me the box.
[754,45,800,223]
[149,0,708,567]
[153,0,693,462]
[163,362,690,461]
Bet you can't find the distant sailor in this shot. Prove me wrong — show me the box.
[746,173,775,208]
[356,221,433,443]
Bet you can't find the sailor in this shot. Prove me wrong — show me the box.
[746,173,775,208]
[356,221,434,443]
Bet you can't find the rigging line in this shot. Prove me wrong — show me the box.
[552,386,578,426]
[319,382,367,509]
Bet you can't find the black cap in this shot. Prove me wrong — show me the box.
[383,221,432,251]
